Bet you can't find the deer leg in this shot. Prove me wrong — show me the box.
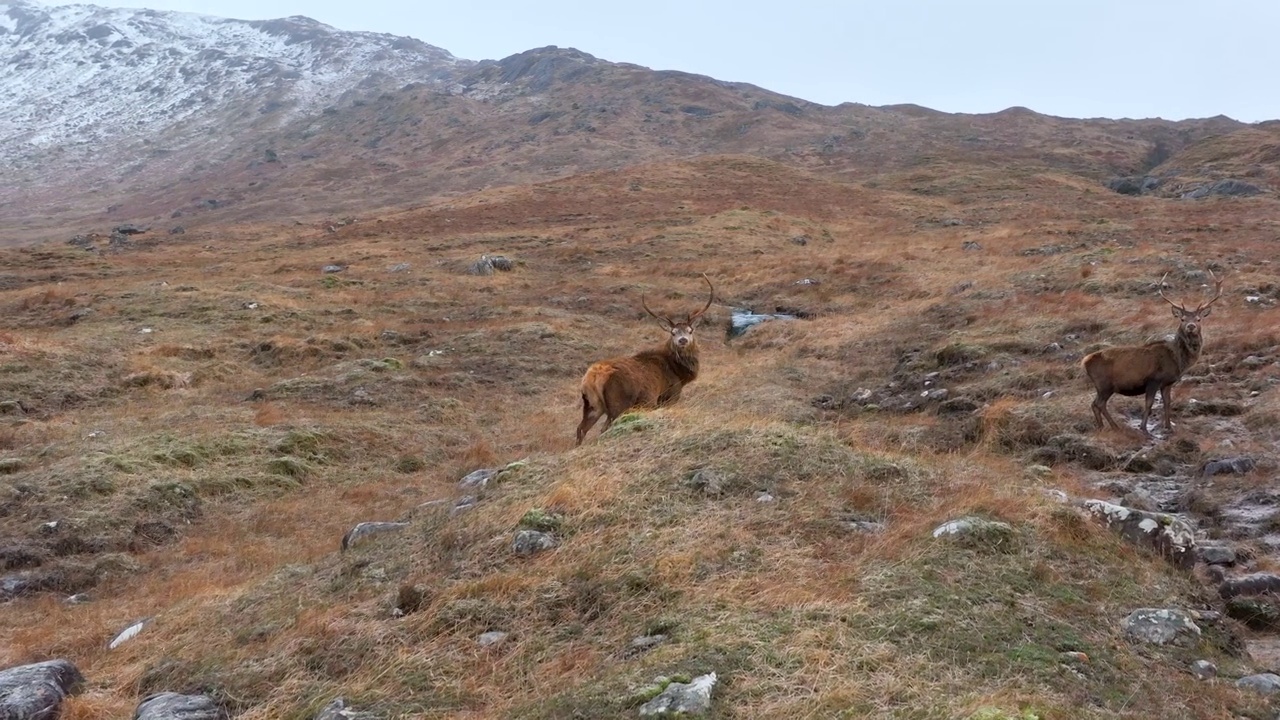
[1140,384,1159,437]
[575,395,601,446]
[1160,385,1174,432]
[1090,392,1105,429]
[1093,391,1121,431]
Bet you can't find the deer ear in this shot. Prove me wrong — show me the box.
[1171,305,1182,319]
[1198,306,1212,319]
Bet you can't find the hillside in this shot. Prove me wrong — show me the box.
[0,1,1262,241]
[3,155,1280,718]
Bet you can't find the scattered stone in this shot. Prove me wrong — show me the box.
[931,517,1014,546]
[639,672,717,717]
[728,308,800,338]
[627,634,669,656]
[322,264,347,274]
[0,400,26,416]
[1225,597,1280,631]
[755,491,775,503]
[1236,673,1280,694]
[1182,179,1262,200]
[937,396,979,415]
[68,234,94,247]
[1219,573,1280,600]
[315,696,380,720]
[685,468,726,497]
[1106,175,1161,196]
[1079,499,1196,570]
[468,254,515,275]
[459,468,499,489]
[67,307,93,325]
[386,262,411,273]
[940,218,964,227]
[478,631,509,647]
[452,496,478,515]
[1201,457,1256,477]
[1242,355,1267,368]
[109,617,151,649]
[134,692,226,720]
[962,240,982,251]
[790,235,809,245]
[1190,659,1217,680]
[169,226,185,235]
[395,584,428,616]
[340,522,410,552]
[0,659,84,719]
[793,278,820,286]
[1122,608,1201,646]
[1196,544,1237,566]
[1119,487,1158,513]
[512,530,556,556]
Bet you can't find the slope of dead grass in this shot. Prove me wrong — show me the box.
[2,156,1280,718]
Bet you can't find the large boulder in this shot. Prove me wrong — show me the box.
[1079,499,1196,570]
[0,659,84,719]
[133,692,226,719]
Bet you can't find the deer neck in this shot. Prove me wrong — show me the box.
[1172,327,1203,371]
[664,341,700,381]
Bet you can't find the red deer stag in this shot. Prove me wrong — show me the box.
[1082,269,1223,437]
[575,275,715,446]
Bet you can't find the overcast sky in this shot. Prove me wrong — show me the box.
[83,0,1280,123]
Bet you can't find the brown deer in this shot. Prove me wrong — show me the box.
[575,275,715,446]
[1082,269,1223,437]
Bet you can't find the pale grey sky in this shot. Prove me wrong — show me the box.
[86,0,1280,122]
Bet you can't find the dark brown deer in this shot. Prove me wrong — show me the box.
[1082,269,1223,437]
[575,275,715,446]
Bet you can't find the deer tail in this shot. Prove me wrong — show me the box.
[581,363,613,415]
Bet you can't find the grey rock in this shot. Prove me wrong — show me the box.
[459,468,499,489]
[1190,659,1217,680]
[1119,487,1158,513]
[961,240,982,251]
[1196,544,1237,566]
[1106,175,1161,196]
[321,264,347,274]
[728,308,798,338]
[1183,179,1262,200]
[169,225,185,235]
[512,530,556,556]
[341,521,410,552]
[0,659,84,720]
[133,692,226,719]
[468,254,515,275]
[686,468,726,497]
[1122,608,1201,646]
[478,631,509,647]
[1218,572,1280,600]
[1201,457,1256,477]
[931,516,1014,544]
[790,234,809,245]
[639,672,717,717]
[628,634,669,655]
[315,696,381,720]
[386,263,411,273]
[1079,499,1196,570]
[1236,673,1280,694]
[1242,355,1267,367]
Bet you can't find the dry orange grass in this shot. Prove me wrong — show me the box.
[0,157,1277,718]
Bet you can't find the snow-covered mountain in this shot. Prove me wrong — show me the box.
[0,0,467,168]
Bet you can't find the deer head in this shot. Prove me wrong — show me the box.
[641,274,715,351]
[1159,268,1223,345]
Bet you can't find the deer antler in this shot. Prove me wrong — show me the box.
[1157,271,1186,313]
[1195,268,1224,313]
[641,294,672,328]
[687,273,715,322]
